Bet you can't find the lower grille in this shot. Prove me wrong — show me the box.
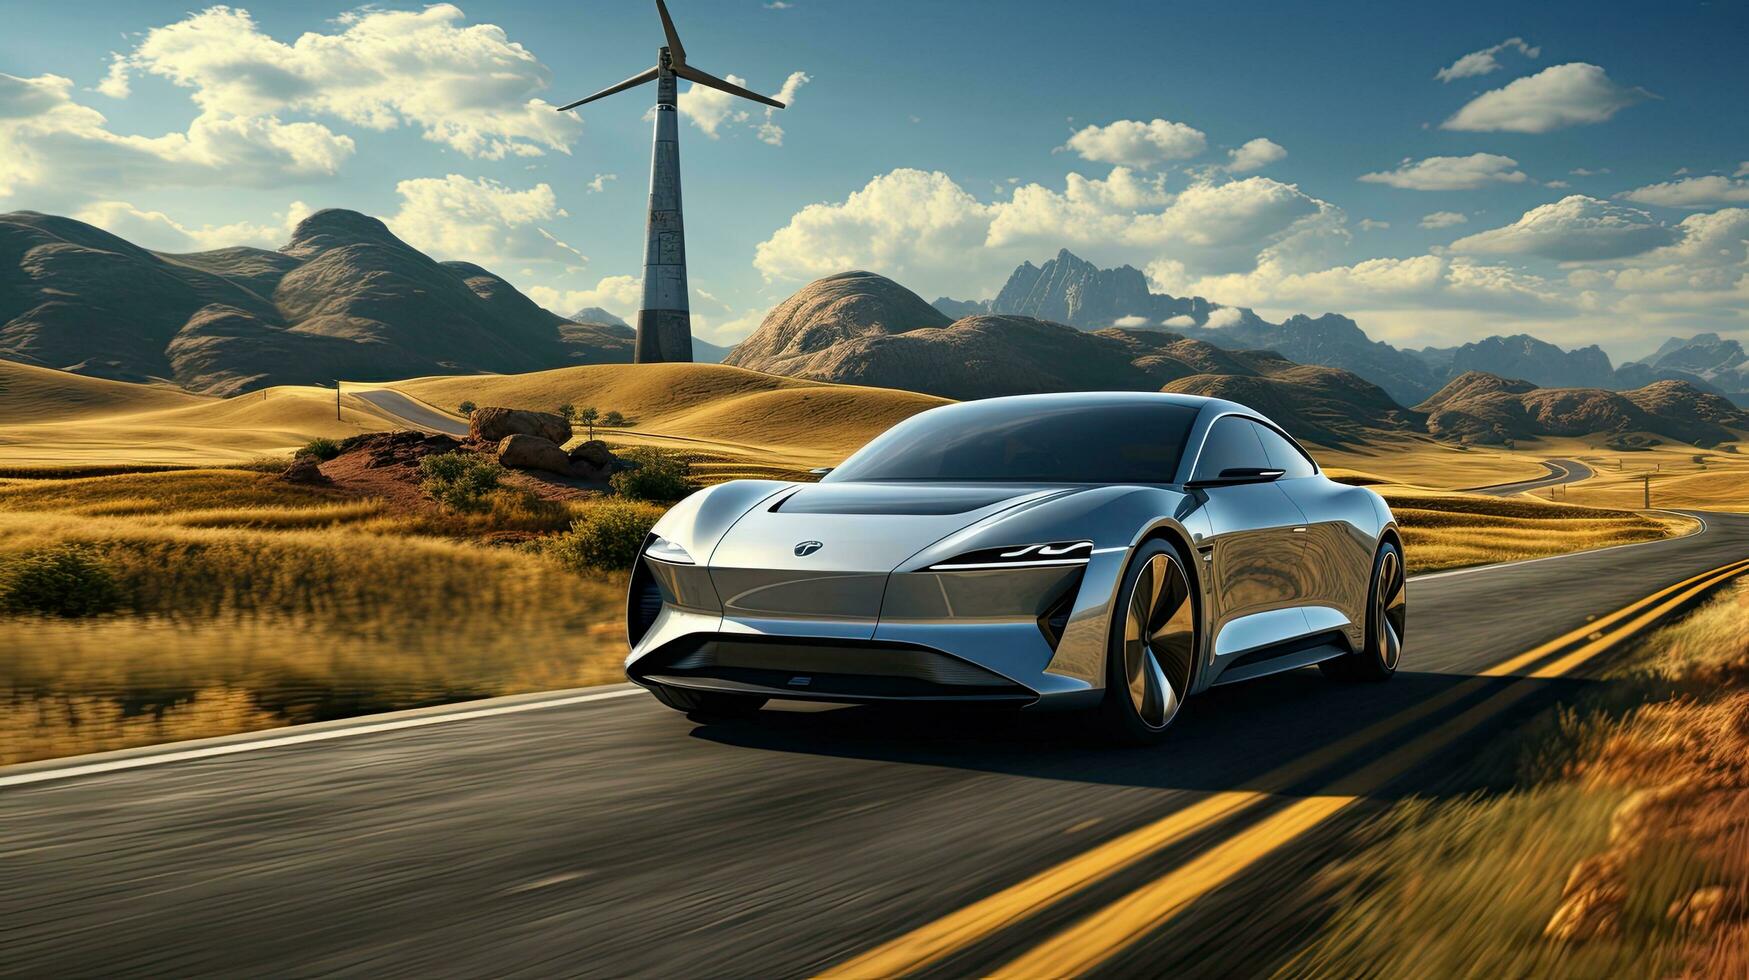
[633,635,1034,702]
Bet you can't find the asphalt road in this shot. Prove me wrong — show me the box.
[349,387,471,437]
[4,512,1747,977]
[1466,456,1594,496]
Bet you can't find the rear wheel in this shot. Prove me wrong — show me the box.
[646,684,767,720]
[1320,540,1406,682]
[1092,539,1199,745]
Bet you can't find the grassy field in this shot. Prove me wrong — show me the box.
[0,359,1729,763]
[0,469,633,765]
[1281,577,1749,978]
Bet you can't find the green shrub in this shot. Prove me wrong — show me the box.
[549,502,664,571]
[296,437,341,461]
[601,410,627,427]
[458,400,477,417]
[611,448,693,502]
[418,451,504,512]
[1,545,125,617]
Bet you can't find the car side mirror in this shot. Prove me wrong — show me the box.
[1186,466,1286,488]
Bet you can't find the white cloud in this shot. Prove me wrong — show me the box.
[1736,162,1749,178]
[1359,153,1528,191]
[1061,118,1207,168]
[1449,195,1676,261]
[586,173,617,193]
[1226,138,1286,173]
[695,307,769,344]
[1420,211,1469,229]
[986,167,1168,252]
[1205,307,1245,329]
[755,71,811,146]
[754,169,997,297]
[105,5,578,160]
[1112,315,1150,328]
[1619,175,1749,208]
[1442,63,1650,133]
[1162,314,1196,328]
[525,275,644,319]
[73,199,310,251]
[678,69,807,145]
[1435,37,1540,82]
[1358,219,1390,231]
[387,174,584,271]
[1543,179,1570,188]
[0,71,353,200]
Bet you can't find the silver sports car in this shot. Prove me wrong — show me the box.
[625,392,1405,742]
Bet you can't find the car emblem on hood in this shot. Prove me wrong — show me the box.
[794,540,823,557]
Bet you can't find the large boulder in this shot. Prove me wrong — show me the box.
[496,434,572,475]
[281,454,330,485]
[567,439,630,482]
[470,406,571,445]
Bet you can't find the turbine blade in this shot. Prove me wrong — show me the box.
[674,63,785,109]
[656,0,687,65]
[556,65,660,111]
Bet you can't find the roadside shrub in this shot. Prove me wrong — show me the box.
[1,545,124,617]
[549,502,664,571]
[611,448,693,502]
[296,437,341,461]
[458,400,477,417]
[418,451,504,512]
[601,410,627,427]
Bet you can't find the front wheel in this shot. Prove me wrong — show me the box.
[647,684,767,720]
[1091,539,1199,745]
[1320,540,1406,682]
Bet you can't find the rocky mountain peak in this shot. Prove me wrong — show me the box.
[281,208,409,259]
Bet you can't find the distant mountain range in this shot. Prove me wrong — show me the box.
[731,269,1746,448]
[935,249,1744,405]
[0,210,720,393]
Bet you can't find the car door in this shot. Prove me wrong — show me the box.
[1260,423,1376,640]
[1188,415,1310,660]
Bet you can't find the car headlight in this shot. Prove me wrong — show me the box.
[927,540,1092,571]
[644,535,695,565]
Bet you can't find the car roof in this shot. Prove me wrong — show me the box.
[936,391,1273,428]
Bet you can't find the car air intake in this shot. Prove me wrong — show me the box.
[632,635,1034,702]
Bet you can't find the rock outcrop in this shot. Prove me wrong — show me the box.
[495,434,573,475]
[468,407,572,445]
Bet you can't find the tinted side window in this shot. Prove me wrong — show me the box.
[1191,416,1270,481]
[1251,422,1317,478]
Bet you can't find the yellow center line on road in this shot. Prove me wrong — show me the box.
[815,556,1749,979]
[987,557,1749,979]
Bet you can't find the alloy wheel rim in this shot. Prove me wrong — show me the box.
[1122,553,1196,730]
[1375,549,1406,670]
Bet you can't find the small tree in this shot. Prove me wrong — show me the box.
[557,402,576,424]
[602,409,626,427]
[458,400,477,417]
[577,406,600,439]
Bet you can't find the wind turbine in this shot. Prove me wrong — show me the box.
[559,0,784,364]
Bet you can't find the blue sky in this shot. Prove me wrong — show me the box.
[2,0,1746,359]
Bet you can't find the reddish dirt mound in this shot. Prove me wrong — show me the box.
[303,430,610,509]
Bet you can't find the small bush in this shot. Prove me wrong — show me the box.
[601,410,627,427]
[458,400,477,417]
[549,502,664,571]
[418,451,504,512]
[1,545,125,617]
[611,448,693,502]
[297,437,341,461]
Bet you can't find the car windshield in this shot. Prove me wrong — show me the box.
[825,400,1201,484]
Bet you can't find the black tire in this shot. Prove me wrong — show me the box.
[1320,540,1406,682]
[646,684,767,719]
[1091,538,1199,745]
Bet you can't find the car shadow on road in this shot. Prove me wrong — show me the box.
[684,667,1601,801]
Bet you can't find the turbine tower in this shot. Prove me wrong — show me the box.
[559,0,784,363]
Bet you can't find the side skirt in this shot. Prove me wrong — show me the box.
[1209,630,1350,687]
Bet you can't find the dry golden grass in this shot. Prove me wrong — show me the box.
[395,362,946,468]
[1318,435,1554,490]
[1281,579,1749,979]
[0,359,203,421]
[1377,485,1697,573]
[0,472,631,764]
